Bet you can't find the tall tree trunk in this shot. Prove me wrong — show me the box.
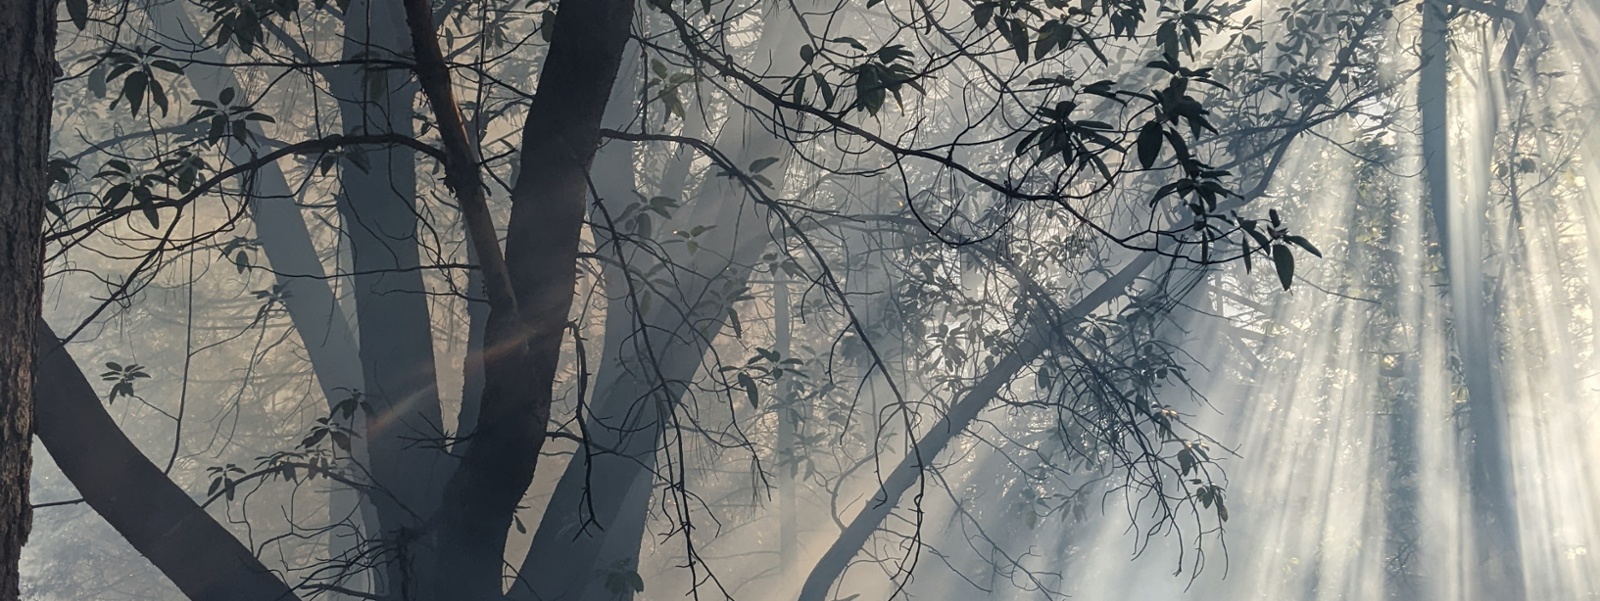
[0,0,55,595]
[328,3,449,595]
[404,0,636,596]
[797,254,1153,601]
[1418,4,1525,598]
[33,322,302,601]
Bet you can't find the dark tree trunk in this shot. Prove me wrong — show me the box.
[33,322,302,601]
[0,0,55,596]
[405,0,637,596]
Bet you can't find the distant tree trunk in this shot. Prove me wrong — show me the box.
[0,0,55,596]
[33,322,303,601]
[149,5,374,593]
[774,271,798,579]
[1418,3,1525,598]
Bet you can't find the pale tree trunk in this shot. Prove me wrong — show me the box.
[327,2,450,595]
[149,4,374,593]
[0,0,55,596]
[1418,3,1525,598]
[774,270,797,578]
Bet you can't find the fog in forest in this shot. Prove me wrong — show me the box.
[7,0,1600,599]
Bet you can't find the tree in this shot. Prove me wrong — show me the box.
[21,0,1345,599]
[0,0,59,597]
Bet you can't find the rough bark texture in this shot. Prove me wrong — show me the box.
[33,322,302,601]
[0,0,55,597]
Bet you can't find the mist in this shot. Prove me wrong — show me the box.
[4,0,1599,600]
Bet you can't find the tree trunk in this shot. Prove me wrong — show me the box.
[404,0,636,596]
[33,321,302,601]
[328,3,450,595]
[0,0,55,596]
[774,270,797,579]
[1418,4,1525,598]
[151,4,375,593]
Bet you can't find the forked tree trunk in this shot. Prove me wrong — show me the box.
[404,0,636,596]
[0,0,55,596]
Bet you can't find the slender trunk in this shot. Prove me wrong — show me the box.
[328,3,449,595]
[0,0,54,595]
[775,271,798,578]
[1418,3,1524,597]
[796,255,1153,601]
[34,322,302,601]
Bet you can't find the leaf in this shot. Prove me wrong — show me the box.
[1272,244,1294,290]
[88,67,106,97]
[627,572,645,593]
[123,71,147,115]
[66,0,88,30]
[1136,121,1163,169]
[749,157,780,173]
[799,44,815,65]
[219,86,236,106]
[973,3,994,28]
[1283,235,1322,258]
[737,372,759,409]
[813,73,835,108]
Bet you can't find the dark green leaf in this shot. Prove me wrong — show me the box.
[1283,235,1321,258]
[1136,121,1163,169]
[1272,244,1294,290]
[737,372,759,408]
[749,157,780,173]
[66,0,88,30]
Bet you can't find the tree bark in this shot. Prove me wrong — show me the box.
[33,321,302,601]
[328,4,450,595]
[0,0,55,596]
